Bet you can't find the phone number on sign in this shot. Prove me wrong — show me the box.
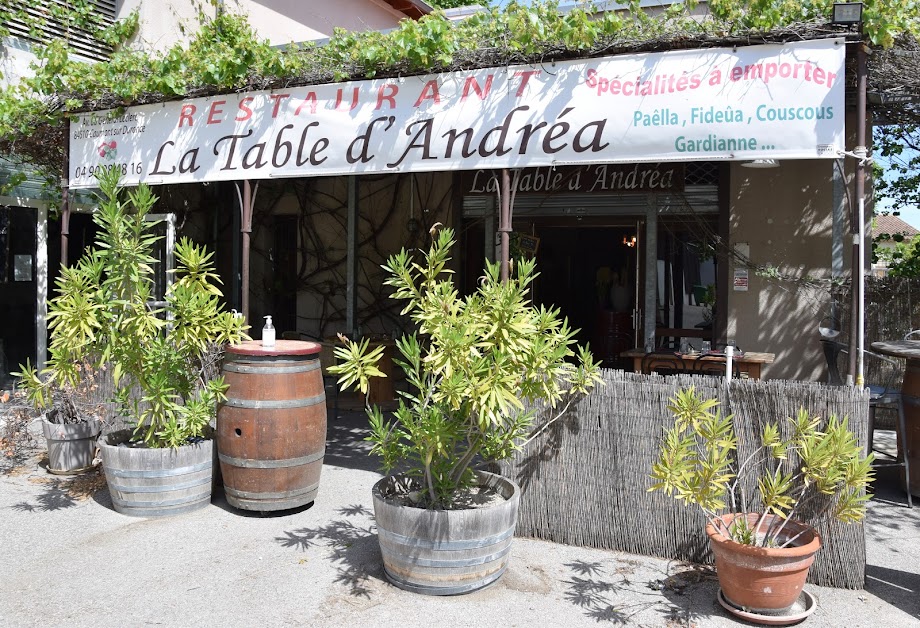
[74,162,144,179]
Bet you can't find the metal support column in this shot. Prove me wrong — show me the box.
[240,180,253,324]
[848,43,868,386]
[499,170,511,282]
[346,176,359,338]
[60,135,71,268]
[832,158,846,329]
[644,197,658,351]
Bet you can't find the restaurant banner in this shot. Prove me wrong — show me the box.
[69,39,845,189]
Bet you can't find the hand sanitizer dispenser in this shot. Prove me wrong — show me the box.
[262,315,276,348]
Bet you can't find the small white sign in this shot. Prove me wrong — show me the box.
[733,268,749,291]
[13,254,32,281]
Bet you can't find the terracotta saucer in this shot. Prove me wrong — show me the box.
[717,589,817,626]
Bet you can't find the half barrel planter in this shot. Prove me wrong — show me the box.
[98,428,214,517]
[42,417,100,474]
[372,471,521,595]
[217,340,327,512]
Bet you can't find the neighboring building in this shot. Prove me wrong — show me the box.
[119,0,431,51]
[871,214,919,277]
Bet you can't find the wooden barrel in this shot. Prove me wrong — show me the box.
[217,340,327,512]
[99,429,214,518]
[372,471,520,595]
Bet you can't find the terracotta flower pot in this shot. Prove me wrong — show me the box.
[706,513,821,614]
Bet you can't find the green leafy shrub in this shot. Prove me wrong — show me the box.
[650,387,874,547]
[17,168,248,448]
[331,226,602,508]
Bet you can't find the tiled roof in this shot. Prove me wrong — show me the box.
[873,214,920,238]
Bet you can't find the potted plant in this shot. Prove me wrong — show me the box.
[649,387,873,621]
[30,168,247,517]
[15,358,105,474]
[330,226,602,595]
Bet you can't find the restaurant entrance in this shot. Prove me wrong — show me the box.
[527,221,642,367]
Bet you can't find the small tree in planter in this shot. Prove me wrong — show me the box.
[24,168,247,516]
[649,387,873,620]
[331,226,602,594]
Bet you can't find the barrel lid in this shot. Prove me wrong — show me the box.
[227,339,322,356]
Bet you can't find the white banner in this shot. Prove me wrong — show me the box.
[69,39,845,189]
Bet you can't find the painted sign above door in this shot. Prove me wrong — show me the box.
[68,39,844,189]
[460,163,685,195]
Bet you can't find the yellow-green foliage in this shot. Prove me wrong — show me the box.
[331,227,602,508]
[650,387,874,546]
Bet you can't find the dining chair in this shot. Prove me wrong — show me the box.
[641,351,690,376]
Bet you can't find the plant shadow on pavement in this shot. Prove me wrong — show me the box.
[322,408,381,473]
[863,467,920,620]
[275,504,383,597]
[11,465,107,513]
[562,558,720,626]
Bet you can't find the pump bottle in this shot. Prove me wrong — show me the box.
[262,315,276,348]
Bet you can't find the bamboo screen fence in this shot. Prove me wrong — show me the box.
[497,370,870,589]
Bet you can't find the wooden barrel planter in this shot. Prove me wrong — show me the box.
[217,340,327,512]
[42,417,100,475]
[372,471,521,596]
[98,429,214,517]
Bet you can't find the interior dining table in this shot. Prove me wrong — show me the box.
[620,348,776,380]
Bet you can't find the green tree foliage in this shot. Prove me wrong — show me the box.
[330,227,602,508]
[873,124,920,278]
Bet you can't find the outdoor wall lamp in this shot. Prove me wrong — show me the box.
[740,159,780,169]
[831,2,863,25]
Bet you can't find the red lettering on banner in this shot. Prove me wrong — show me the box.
[179,104,196,128]
[235,97,254,121]
[207,100,226,125]
[513,70,540,97]
[461,75,493,100]
[414,80,440,107]
[335,88,359,111]
[376,84,398,110]
[269,94,290,118]
[294,93,318,116]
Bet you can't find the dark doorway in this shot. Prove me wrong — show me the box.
[0,206,37,387]
[530,224,640,366]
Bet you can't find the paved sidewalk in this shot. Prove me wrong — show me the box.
[1,414,918,627]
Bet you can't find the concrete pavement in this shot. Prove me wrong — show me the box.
[1,412,918,627]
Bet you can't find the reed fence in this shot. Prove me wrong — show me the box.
[497,370,870,589]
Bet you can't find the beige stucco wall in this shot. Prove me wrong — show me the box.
[728,160,846,381]
[117,0,407,52]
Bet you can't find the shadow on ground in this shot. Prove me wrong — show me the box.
[275,504,384,597]
[559,556,719,625]
[12,464,107,512]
